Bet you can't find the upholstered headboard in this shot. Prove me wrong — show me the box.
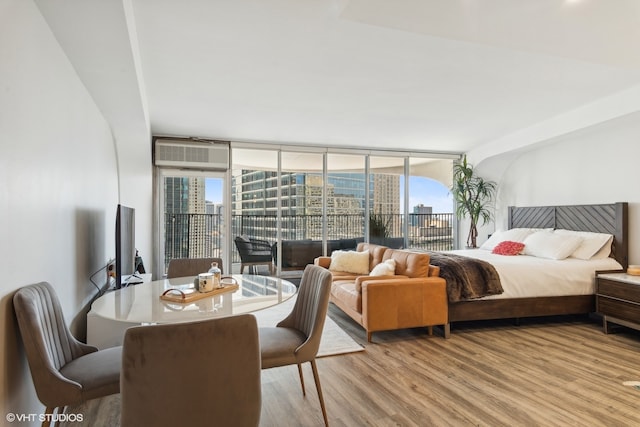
[507,202,628,268]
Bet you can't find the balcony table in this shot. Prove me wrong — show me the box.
[87,274,296,349]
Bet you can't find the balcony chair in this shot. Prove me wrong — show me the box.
[166,257,223,278]
[258,264,333,426]
[121,314,261,427]
[234,235,274,275]
[13,282,122,427]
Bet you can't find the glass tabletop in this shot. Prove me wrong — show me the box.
[90,274,297,324]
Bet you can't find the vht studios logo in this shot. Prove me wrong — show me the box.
[6,412,84,423]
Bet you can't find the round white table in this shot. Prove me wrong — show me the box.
[87,274,297,349]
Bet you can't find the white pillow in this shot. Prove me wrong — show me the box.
[370,259,396,276]
[329,250,370,275]
[553,229,613,260]
[590,239,614,259]
[522,231,583,260]
[480,228,541,251]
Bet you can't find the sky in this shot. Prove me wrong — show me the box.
[205,178,223,204]
[205,175,453,213]
[405,176,452,214]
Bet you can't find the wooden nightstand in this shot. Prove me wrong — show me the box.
[596,272,640,334]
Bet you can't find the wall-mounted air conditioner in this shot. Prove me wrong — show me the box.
[154,139,230,170]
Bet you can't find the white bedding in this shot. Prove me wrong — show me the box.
[450,249,622,300]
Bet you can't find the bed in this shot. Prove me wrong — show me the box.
[441,202,628,332]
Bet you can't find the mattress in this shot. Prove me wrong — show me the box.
[449,249,622,300]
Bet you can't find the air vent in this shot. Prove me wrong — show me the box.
[154,140,230,170]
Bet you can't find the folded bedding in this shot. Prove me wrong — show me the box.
[426,251,504,302]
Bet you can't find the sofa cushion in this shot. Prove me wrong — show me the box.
[383,250,430,278]
[329,250,370,275]
[329,271,360,282]
[331,281,361,313]
[356,243,388,270]
[354,274,408,293]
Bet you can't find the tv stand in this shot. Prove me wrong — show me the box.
[114,273,152,290]
[124,273,144,285]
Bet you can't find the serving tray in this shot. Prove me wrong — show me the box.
[160,283,239,303]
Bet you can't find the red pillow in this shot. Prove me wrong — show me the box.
[492,240,525,256]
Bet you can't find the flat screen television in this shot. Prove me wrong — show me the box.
[115,204,137,289]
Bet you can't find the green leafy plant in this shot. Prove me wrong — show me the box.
[369,213,390,238]
[451,155,497,248]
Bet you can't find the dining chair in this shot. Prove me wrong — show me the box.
[13,282,122,427]
[120,314,261,427]
[258,264,333,426]
[166,257,223,278]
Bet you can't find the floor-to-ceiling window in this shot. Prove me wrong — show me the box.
[229,147,278,274]
[368,155,405,248]
[228,145,456,275]
[155,139,457,277]
[408,156,456,250]
[326,153,366,242]
[280,150,325,241]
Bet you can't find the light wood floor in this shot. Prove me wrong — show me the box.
[65,305,640,426]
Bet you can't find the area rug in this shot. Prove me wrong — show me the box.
[253,295,365,358]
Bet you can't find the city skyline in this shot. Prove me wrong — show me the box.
[204,176,452,213]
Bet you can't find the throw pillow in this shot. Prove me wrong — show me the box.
[329,250,370,275]
[492,241,525,256]
[370,259,396,276]
[479,228,542,251]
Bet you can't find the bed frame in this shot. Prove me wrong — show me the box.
[447,202,628,325]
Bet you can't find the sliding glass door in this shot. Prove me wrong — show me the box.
[157,169,227,276]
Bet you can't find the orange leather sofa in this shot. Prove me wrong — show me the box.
[315,243,449,342]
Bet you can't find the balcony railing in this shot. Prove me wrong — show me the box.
[164,213,454,272]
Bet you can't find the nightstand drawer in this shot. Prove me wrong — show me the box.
[597,279,640,304]
[597,297,640,322]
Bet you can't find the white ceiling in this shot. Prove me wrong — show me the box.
[36,0,640,160]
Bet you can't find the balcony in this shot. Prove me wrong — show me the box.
[164,213,454,275]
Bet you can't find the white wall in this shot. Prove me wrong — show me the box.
[33,0,155,270]
[0,0,119,421]
[475,111,640,264]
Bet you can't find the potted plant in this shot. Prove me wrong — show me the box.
[451,155,497,248]
[369,212,390,241]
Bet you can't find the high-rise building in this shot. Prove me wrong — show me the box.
[411,203,433,226]
[163,177,207,260]
[232,170,400,240]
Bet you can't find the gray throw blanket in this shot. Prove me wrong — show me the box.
[426,251,504,302]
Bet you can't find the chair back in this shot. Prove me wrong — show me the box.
[277,265,332,362]
[13,282,96,406]
[234,236,253,258]
[166,257,223,278]
[121,314,262,427]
